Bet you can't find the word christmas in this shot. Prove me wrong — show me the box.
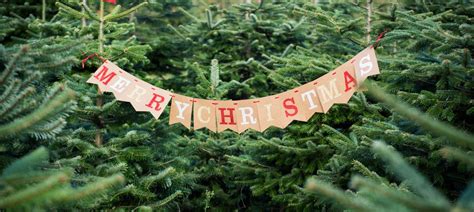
[87,47,379,133]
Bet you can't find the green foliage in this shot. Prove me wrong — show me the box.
[50,0,194,210]
[0,147,125,210]
[0,42,77,165]
[290,1,474,211]
[375,2,474,129]
[1,0,473,211]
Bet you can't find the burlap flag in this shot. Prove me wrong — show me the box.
[235,99,260,133]
[87,60,121,93]
[314,67,344,113]
[352,47,380,84]
[122,79,150,112]
[193,99,217,132]
[169,94,194,129]
[125,79,171,119]
[216,101,239,133]
[256,95,286,131]
[279,90,307,123]
[333,61,358,104]
[87,60,171,119]
[144,86,172,119]
[291,81,324,121]
[314,62,358,112]
[108,68,140,102]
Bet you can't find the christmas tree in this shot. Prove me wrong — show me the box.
[0,19,124,210]
[52,0,196,209]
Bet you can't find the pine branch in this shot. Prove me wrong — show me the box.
[0,45,28,85]
[0,172,70,208]
[177,7,201,23]
[55,2,91,20]
[59,174,125,202]
[364,80,474,149]
[439,147,474,169]
[371,141,451,210]
[104,2,149,21]
[302,177,371,211]
[351,160,386,184]
[1,147,48,177]
[0,86,75,138]
[350,175,445,211]
[147,190,183,208]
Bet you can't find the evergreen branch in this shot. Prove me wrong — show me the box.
[1,170,65,186]
[0,79,19,105]
[0,87,35,119]
[371,141,451,209]
[258,138,311,154]
[147,190,183,208]
[0,45,28,85]
[1,147,48,177]
[35,56,78,70]
[322,124,353,144]
[210,59,220,91]
[167,24,186,40]
[350,175,446,211]
[226,155,273,170]
[104,2,149,21]
[0,172,69,208]
[18,72,39,91]
[55,2,90,20]
[27,36,91,56]
[59,174,125,202]
[302,177,370,211]
[107,5,122,17]
[142,167,176,190]
[177,7,201,23]
[456,181,474,210]
[8,12,27,24]
[0,87,75,138]
[439,147,474,169]
[78,1,98,22]
[281,44,294,57]
[351,160,386,184]
[206,9,213,29]
[364,80,474,149]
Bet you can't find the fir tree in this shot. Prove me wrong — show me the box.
[0,15,124,210]
[0,41,78,166]
[301,81,474,212]
[0,147,125,210]
[150,1,318,209]
[52,1,196,209]
[294,1,474,211]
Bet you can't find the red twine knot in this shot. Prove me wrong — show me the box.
[81,53,106,69]
[372,30,388,49]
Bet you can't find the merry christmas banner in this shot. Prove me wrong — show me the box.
[87,47,379,133]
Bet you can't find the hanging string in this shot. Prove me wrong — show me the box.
[372,29,388,49]
[81,52,107,69]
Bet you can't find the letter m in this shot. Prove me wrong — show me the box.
[317,79,341,103]
[94,65,116,85]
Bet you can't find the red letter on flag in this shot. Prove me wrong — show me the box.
[218,108,237,125]
[283,97,298,117]
[94,65,116,85]
[146,93,165,111]
[103,0,117,4]
[343,70,356,92]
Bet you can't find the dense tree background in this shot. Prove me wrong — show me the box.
[0,0,473,210]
